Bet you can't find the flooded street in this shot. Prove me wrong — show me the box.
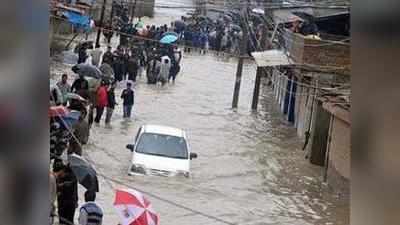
[51,1,349,225]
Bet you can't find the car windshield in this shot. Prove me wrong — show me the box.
[136,133,188,159]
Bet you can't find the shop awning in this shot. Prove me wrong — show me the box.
[252,50,293,67]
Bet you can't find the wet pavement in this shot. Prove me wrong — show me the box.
[50,1,349,224]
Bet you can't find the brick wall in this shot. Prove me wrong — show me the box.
[303,38,350,70]
[284,29,350,74]
[284,30,305,63]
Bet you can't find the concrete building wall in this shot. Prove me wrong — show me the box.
[50,17,74,35]
[328,116,351,180]
[296,85,312,138]
[308,101,331,166]
[134,0,155,17]
[326,115,350,196]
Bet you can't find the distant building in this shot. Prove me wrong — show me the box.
[90,0,155,22]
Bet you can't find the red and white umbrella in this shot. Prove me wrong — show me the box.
[114,189,159,225]
[49,106,69,117]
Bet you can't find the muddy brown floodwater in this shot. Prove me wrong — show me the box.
[50,1,349,224]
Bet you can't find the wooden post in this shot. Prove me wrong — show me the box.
[131,0,137,22]
[287,74,295,121]
[232,6,249,109]
[324,114,334,182]
[260,24,269,50]
[95,0,107,48]
[232,56,244,109]
[110,1,115,25]
[128,0,132,19]
[251,67,263,111]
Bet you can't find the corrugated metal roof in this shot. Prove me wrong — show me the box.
[252,50,293,67]
[270,7,349,23]
[272,9,306,23]
[318,94,351,124]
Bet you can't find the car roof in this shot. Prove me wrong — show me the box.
[142,124,185,138]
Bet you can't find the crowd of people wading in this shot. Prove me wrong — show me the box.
[48,3,281,225]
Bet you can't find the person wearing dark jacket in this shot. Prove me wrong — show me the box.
[78,191,103,225]
[102,46,114,66]
[113,48,125,82]
[68,109,89,155]
[54,163,78,225]
[300,20,319,36]
[105,82,117,124]
[103,22,114,44]
[71,75,89,94]
[121,82,134,118]
[126,54,139,82]
[121,50,130,81]
[78,47,88,64]
[71,75,90,102]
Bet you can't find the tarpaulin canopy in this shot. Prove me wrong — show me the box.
[252,50,293,67]
[62,11,91,31]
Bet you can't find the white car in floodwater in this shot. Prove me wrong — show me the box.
[126,125,197,178]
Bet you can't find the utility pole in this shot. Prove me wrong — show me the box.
[110,1,115,26]
[232,2,250,109]
[127,0,133,21]
[131,0,137,22]
[95,0,107,48]
[251,67,264,111]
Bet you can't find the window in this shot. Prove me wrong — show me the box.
[136,133,189,159]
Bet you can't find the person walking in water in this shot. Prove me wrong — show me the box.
[102,46,114,66]
[53,163,78,225]
[56,74,71,106]
[121,82,134,118]
[126,53,139,82]
[91,46,103,67]
[105,82,117,125]
[157,55,171,86]
[78,191,103,225]
[94,80,108,124]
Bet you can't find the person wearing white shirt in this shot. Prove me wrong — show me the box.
[158,56,171,86]
[91,47,103,67]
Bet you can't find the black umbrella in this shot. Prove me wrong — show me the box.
[99,63,114,79]
[174,20,186,30]
[72,64,103,79]
[68,154,99,192]
[223,14,233,22]
[196,15,207,21]
[74,41,94,53]
[230,24,242,32]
